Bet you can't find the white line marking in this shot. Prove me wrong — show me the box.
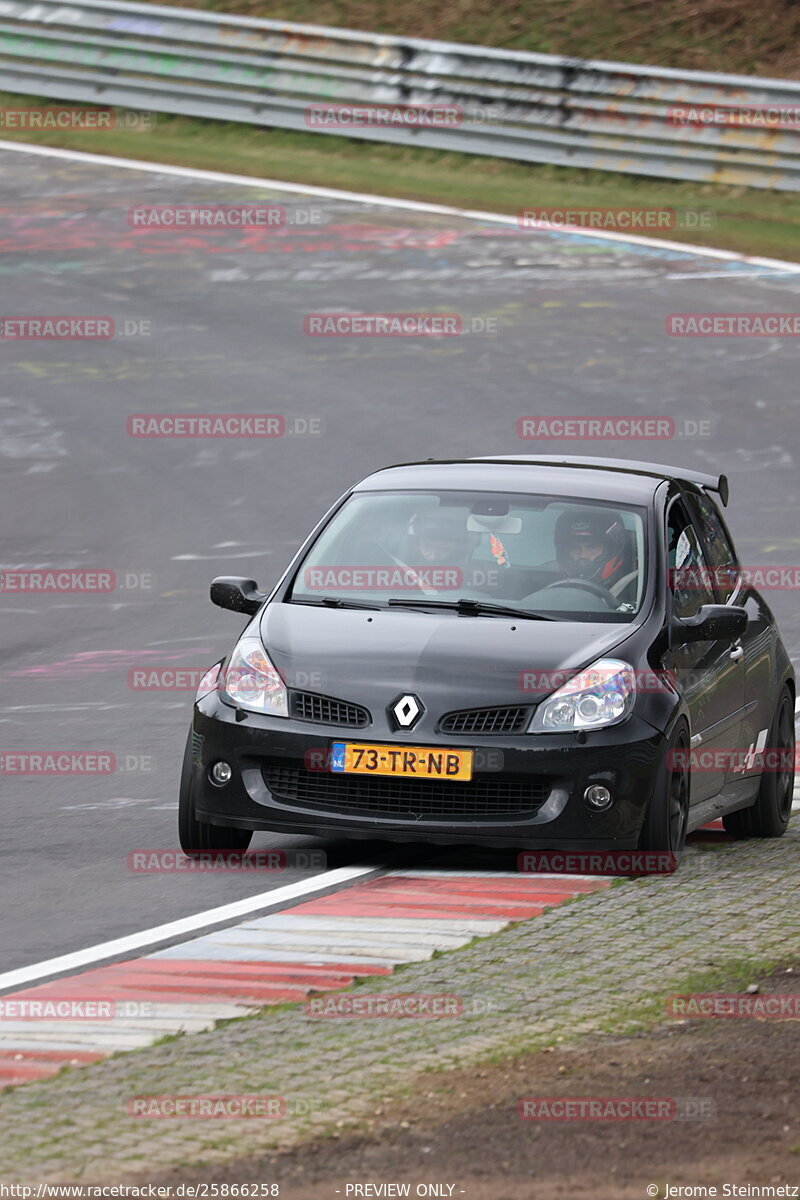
[0,865,378,994]
[1,140,799,273]
[664,270,781,281]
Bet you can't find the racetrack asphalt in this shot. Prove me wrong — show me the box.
[1,143,799,973]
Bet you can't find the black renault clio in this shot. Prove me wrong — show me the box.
[179,457,795,858]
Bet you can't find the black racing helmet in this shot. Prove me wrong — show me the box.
[554,508,627,585]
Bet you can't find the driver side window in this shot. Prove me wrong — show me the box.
[667,501,714,619]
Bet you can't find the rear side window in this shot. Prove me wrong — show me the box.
[667,500,714,618]
[688,493,740,603]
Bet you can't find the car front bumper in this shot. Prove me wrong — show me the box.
[190,691,667,850]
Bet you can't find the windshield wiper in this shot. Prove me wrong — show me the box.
[291,596,382,611]
[388,597,555,621]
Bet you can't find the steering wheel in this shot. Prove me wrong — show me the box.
[541,577,619,606]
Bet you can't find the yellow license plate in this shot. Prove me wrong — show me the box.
[330,742,473,781]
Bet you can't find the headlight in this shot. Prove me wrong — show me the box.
[528,658,635,733]
[222,637,288,716]
[195,662,221,700]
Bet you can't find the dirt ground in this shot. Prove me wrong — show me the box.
[156,964,800,1200]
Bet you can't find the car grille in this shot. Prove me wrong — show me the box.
[262,765,550,821]
[289,691,370,728]
[439,706,530,735]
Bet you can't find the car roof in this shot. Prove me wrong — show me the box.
[353,456,728,507]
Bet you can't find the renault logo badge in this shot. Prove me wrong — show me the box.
[390,693,424,730]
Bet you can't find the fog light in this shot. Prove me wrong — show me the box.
[210,761,232,785]
[584,784,612,811]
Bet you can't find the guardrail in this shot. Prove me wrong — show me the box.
[1,0,800,189]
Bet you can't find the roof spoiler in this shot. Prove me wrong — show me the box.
[471,455,730,507]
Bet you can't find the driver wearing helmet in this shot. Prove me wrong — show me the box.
[553,508,628,592]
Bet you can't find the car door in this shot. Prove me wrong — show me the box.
[686,490,770,784]
[662,495,745,804]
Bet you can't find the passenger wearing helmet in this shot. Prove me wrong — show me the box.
[553,508,628,591]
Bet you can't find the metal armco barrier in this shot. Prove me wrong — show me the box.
[1,0,800,189]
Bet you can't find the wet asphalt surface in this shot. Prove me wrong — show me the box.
[1,145,799,971]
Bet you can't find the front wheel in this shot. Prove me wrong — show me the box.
[723,688,795,839]
[638,725,690,858]
[178,730,252,856]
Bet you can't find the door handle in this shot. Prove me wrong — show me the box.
[729,644,744,661]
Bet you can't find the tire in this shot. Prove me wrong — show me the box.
[178,730,252,856]
[638,724,690,859]
[723,688,795,839]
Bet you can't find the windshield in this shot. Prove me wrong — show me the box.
[288,490,648,622]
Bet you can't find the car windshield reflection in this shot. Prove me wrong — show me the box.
[289,489,648,623]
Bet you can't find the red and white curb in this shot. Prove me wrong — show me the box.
[0,870,610,1087]
[3,768,798,1088]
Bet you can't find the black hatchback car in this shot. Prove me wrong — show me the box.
[179,456,795,859]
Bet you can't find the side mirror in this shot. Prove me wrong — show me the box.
[210,576,268,615]
[671,604,747,646]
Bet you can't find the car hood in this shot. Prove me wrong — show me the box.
[259,603,634,717]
